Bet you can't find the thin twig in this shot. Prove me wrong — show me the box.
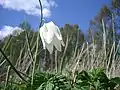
[0,48,27,82]
[4,65,11,90]
[31,0,43,89]
[25,30,34,63]
[39,0,43,29]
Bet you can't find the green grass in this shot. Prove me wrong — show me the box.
[0,68,120,90]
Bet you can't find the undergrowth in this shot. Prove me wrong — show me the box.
[0,68,120,90]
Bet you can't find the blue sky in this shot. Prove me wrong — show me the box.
[0,0,111,35]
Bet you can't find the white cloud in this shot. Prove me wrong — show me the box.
[43,8,51,17]
[0,26,23,40]
[0,0,57,18]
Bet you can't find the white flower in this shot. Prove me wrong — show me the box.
[40,21,64,54]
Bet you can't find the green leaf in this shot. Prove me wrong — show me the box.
[45,82,54,90]
[36,83,45,90]
[77,70,91,81]
[110,77,120,85]
[80,86,90,90]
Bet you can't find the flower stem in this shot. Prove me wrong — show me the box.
[0,48,27,82]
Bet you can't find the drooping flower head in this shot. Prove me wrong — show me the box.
[40,21,64,54]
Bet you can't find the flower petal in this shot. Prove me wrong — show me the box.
[61,40,65,47]
[44,23,54,44]
[40,26,46,49]
[45,42,53,54]
[53,36,62,51]
[54,25,63,40]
